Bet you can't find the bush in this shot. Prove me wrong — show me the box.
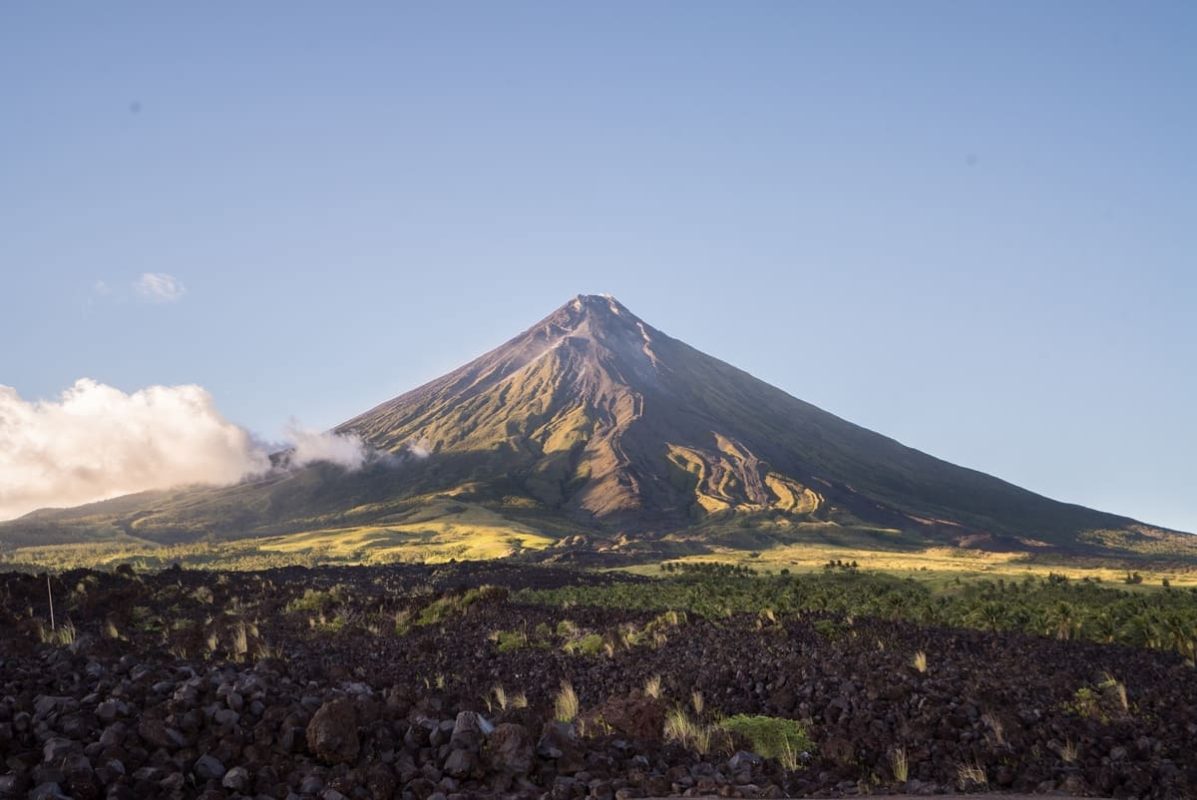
[563,632,604,656]
[492,629,530,652]
[285,587,342,614]
[719,715,812,770]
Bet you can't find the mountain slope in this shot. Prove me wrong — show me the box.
[1,294,1190,557]
[332,294,1180,547]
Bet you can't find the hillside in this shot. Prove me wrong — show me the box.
[1,294,1192,561]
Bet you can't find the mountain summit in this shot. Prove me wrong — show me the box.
[337,294,690,524]
[329,294,1172,547]
[1,294,1189,557]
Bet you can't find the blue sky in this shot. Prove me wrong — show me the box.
[2,2,1195,531]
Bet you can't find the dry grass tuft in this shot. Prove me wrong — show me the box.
[956,761,987,789]
[555,681,579,722]
[890,746,909,783]
[664,708,712,754]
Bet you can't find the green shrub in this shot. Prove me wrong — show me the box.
[516,570,1197,660]
[563,632,604,656]
[286,587,341,613]
[493,629,529,652]
[718,715,812,770]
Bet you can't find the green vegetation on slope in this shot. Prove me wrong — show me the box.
[517,567,1197,662]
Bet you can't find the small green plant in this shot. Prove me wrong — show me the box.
[718,715,812,770]
[644,674,663,699]
[813,618,845,640]
[1071,686,1101,718]
[555,681,579,722]
[491,629,530,652]
[1098,672,1129,712]
[563,632,604,656]
[1061,738,1079,763]
[911,650,928,673]
[286,587,342,613]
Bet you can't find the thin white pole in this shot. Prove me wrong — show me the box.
[47,574,55,631]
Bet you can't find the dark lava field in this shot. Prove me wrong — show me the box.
[1,563,1195,800]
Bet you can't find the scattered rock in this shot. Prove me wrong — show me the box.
[307,698,360,765]
[486,723,533,774]
[193,754,226,781]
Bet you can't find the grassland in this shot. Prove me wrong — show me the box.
[518,565,1197,663]
[619,541,1197,589]
[5,514,1197,598]
[0,499,560,572]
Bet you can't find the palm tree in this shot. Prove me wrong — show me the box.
[1046,601,1078,641]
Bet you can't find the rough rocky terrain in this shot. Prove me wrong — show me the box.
[1,564,1194,799]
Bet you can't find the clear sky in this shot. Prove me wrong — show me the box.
[2,2,1194,531]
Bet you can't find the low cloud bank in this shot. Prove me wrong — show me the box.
[284,422,368,470]
[0,379,372,521]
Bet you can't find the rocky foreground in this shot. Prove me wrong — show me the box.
[1,564,1195,800]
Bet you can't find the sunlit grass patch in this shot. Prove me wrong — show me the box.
[718,715,812,770]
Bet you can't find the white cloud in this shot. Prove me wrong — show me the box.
[0,380,269,520]
[134,272,186,303]
[0,380,382,521]
[284,422,368,470]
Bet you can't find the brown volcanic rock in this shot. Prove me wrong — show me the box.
[485,723,534,774]
[0,565,1192,798]
[306,698,359,765]
[588,694,666,741]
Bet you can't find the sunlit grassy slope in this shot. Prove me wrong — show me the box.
[620,544,1197,589]
[0,499,560,570]
[258,501,556,562]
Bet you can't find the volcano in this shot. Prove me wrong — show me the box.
[1,294,1189,557]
